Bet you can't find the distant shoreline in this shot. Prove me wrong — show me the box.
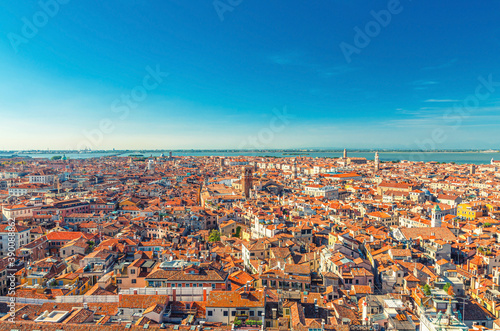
[2,150,499,154]
[0,150,496,165]
[374,151,499,154]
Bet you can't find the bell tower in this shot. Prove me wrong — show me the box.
[242,166,253,198]
[431,205,442,228]
[219,157,225,172]
[55,176,61,194]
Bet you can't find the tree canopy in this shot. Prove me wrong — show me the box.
[209,229,221,242]
[423,284,431,296]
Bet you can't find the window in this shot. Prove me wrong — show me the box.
[223,311,228,317]
[208,311,213,316]
[131,269,136,274]
[132,279,136,284]
[231,311,236,316]
[250,311,255,316]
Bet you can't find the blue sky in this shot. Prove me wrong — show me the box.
[1,0,500,150]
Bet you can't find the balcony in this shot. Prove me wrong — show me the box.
[236,311,249,317]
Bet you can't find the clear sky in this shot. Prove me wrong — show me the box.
[1,0,500,150]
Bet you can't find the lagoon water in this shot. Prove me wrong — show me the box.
[0,151,498,165]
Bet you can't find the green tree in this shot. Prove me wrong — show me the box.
[443,282,451,292]
[423,284,431,296]
[86,241,95,252]
[209,229,221,242]
[232,226,241,238]
[51,155,62,160]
